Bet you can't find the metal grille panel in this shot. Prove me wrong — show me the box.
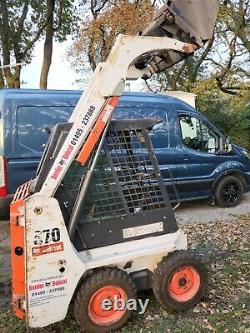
[62,120,168,224]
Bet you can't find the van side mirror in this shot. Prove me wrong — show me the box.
[225,136,232,152]
[219,136,232,153]
[43,126,51,135]
[208,137,216,153]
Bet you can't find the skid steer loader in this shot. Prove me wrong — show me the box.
[10,1,219,332]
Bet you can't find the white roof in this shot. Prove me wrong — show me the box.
[159,91,196,108]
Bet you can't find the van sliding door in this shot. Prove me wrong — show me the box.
[129,106,177,200]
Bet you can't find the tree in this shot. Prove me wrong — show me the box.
[0,60,5,88]
[40,0,55,89]
[68,0,155,78]
[40,0,77,89]
[143,0,250,150]
[0,0,77,88]
[70,0,249,95]
[154,0,250,95]
[0,1,47,88]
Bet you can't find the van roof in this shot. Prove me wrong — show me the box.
[0,88,196,112]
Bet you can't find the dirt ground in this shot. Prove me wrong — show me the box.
[0,195,249,332]
[0,220,11,309]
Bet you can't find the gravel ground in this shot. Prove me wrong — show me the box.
[175,193,250,225]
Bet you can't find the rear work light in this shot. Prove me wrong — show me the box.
[0,156,7,197]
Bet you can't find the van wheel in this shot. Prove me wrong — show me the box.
[152,251,207,311]
[73,268,136,333]
[215,175,244,207]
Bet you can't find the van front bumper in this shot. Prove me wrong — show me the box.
[246,171,250,192]
[0,195,13,219]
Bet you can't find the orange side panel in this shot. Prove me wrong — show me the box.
[108,96,120,108]
[10,199,26,320]
[77,97,120,165]
[76,109,107,165]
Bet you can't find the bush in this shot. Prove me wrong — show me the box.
[195,89,250,150]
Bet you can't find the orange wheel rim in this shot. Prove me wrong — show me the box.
[88,285,127,325]
[168,266,200,302]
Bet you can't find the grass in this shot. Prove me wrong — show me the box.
[0,215,249,333]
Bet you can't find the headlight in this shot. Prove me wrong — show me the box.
[242,150,250,159]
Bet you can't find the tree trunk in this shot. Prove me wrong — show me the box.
[0,61,5,88]
[0,0,16,87]
[39,0,55,89]
[237,31,250,53]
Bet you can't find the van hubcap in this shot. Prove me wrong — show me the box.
[222,183,239,202]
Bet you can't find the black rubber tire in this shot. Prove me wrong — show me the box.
[152,250,207,311]
[73,268,137,333]
[215,175,244,207]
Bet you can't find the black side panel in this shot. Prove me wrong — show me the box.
[74,208,177,250]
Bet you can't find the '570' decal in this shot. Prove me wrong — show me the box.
[33,228,61,246]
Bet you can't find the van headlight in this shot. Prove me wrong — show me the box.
[242,150,250,159]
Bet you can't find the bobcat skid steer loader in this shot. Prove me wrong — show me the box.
[10,1,219,332]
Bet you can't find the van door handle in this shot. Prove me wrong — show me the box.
[182,154,189,161]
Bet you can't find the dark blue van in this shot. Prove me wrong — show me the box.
[0,89,249,217]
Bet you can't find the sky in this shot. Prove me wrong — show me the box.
[21,40,81,90]
[20,40,148,92]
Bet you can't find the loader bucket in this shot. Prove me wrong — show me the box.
[143,0,219,46]
[135,0,219,73]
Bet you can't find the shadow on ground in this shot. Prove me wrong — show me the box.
[0,221,11,310]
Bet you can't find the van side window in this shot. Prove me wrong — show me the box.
[150,119,170,148]
[17,105,75,152]
[129,108,170,148]
[179,115,220,153]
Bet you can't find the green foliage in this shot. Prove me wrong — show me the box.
[2,0,45,63]
[195,87,250,149]
[4,0,76,57]
[53,0,78,42]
